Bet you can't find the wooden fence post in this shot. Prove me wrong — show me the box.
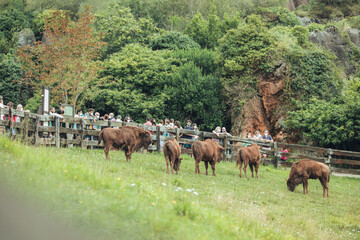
[23,111,29,143]
[80,118,85,149]
[9,108,13,139]
[55,117,60,148]
[156,126,161,153]
[326,148,333,168]
[273,142,278,168]
[34,116,40,146]
[223,135,228,160]
[176,128,180,142]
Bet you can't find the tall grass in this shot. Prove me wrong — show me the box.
[0,137,359,240]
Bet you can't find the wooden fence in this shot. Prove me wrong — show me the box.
[1,108,360,175]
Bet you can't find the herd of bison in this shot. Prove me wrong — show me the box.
[98,126,331,198]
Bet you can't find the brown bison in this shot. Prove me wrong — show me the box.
[163,138,183,174]
[192,139,224,176]
[236,143,261,178]
[287,159,330,198]
[98,126,152,161]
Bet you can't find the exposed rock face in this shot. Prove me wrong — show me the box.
[347,28,360,47]
[287,0,309,11]
[17,28,35,46]
[309,26,356,74]
[232,62,288,139]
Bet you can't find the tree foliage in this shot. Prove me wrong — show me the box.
[165,62,224,130]
[0,53,22,104]
[285,79,360,150]
[149,32,200,50]
[95,3,159,56]
[16,7,105,108]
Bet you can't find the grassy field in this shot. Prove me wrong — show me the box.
[0,137,359,240]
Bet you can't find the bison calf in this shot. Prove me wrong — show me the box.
[163,139,182,174]
[192,139,224,176]
[287,159,330,198]
[236,143,261,178]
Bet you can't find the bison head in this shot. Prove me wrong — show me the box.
[174,157,183,173]
[217,147,225,162]
[140,131,152,149]
[287,179,296,192]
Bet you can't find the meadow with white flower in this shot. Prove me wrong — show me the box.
[0,137,359,240]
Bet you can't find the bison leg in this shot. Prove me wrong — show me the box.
[249,164,254,178]
[170,157,175,174]
[319,178,330,198]
[239,163,242,178]
[104,145,110,160]
[204,161,209,175]
[303,178,309,194]
[243,162,248,177]
[195,160,200,174]
[255,161,260,179]
[211,161,216,176]
[165,156,170,174]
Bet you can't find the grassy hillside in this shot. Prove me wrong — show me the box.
[0,137,359,240]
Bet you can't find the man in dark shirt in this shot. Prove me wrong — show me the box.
[183,120,194,149]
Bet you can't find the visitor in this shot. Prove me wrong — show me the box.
[261,129,273,160]
[212,126,221,143]
[169,118,175,128]
[116,115,122,122]
[221,127,232,154]
[253,130,262,141]
[182,120,194,149]
[144,117,152,126]
[0,96,4,108]
[109,113,115,121]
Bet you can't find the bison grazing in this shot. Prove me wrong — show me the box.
[163,138,182,174]
[236,143,261,178]
[287,159,330,197]
[192,139,224,176]
[98,126,152,161]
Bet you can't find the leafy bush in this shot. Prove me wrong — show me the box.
[165,62,224,130]
[149,32,200,50]
[254,7,301,28]
[170,48,218,75]
[286,48,338,100]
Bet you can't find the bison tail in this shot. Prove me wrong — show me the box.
[98,130,103,145]
[236,148,241,167]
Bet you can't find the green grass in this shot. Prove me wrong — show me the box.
[0,137,359,240]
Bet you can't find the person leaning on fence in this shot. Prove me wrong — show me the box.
[182,120,194,149]
[116,115,122,122]
[144,116,152,126]
[221,127,232,154]
[3,102,18,138]
[0,96,4,108]
[261,130,273,161]
[212,126,221,143]
[84,108,95,140]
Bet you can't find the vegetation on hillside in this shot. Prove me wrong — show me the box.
[0,0,359,150]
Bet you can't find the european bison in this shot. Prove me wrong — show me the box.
[236,143,261,178]
[287,159,330,197]
[163,138,183,174]
[192,139,224,176]
[98,126,152,161]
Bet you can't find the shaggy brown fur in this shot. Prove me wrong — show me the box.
[236,143,261,178]
[287,159,330,197]
[192,139,224,176]
[163,138,182,174]
[98,126,152,161]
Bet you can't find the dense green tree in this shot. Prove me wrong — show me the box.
[95,3,159,56]
[0,7,29,53]
[88,44,178,120]
[170,48,218,75]
[285,78,360,150]
[218,14,275,78]
[184,11,208,48]
[165,62,224,130]
[149,32,200,50]
[0,54,23,105]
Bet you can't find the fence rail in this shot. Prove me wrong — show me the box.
[1,108,360,175]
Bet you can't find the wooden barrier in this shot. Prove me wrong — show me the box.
[1,107,360,175]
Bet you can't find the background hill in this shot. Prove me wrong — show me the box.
[0,0,359,150]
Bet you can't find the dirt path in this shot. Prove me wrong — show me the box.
[332,173,360,178]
